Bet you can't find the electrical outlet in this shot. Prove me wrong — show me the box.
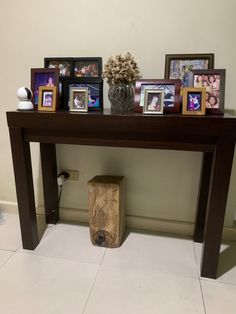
[61,170,79,181]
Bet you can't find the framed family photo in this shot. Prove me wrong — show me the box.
[164,54,214,87]
[44,58,73,78]
[182,87,206,115]
[63,79,103,111]
[38,86,57,111]
[134,79,181,113]
[191,69,226,114]
[69,87,88,112]
[143,89,164,114]
[73,57,102,78]
[31,68,60,106]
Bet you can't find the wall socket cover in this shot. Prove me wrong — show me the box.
[61,170,79,181]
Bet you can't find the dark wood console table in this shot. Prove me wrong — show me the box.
[6,110,236,279]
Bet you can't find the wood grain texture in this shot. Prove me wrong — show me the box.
[88,176,125,248]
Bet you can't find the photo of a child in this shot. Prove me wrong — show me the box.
[42,92,53,107]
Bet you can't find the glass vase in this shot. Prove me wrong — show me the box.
[108,83,135,114]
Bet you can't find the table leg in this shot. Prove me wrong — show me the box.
[9,128,39,249]
[40,143,59,224]
[194,152,213,243]
[201,139,235,279]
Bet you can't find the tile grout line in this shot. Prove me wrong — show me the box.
[0,251,15,271]
[192,241,207,314]
[198,279,207,314]
[82,248,107,314]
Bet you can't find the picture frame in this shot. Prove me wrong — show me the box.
[143,89,164,114]
[191,69,226,115]
[31,68,60,106]
[182,87,206,115]
[134,79,181,113]
[164,54,214,87]
[38,86,57,112]
[44,57,73,78]
[73,57,102,79]
[63,79,103,111]
[69,87,89,112]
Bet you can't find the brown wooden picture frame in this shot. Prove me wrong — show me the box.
[134,79,181,113]
[164,53,214,87]
[31,68,60,107]
[182,87,206,116]
[191,69,226,115]
[38,86,57,112]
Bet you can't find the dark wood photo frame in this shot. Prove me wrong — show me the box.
[134,79,181,113]
[62,78,103,111]
[44,57,73,78]
[164,53,214,87]
[31,68,60,107]
[191,69,226,115]
[73,57,102,79]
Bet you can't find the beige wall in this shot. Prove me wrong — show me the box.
[1,0,236,225]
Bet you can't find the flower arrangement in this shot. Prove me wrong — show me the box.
[103,52,141,85]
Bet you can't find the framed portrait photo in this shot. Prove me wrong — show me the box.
[44,57,73,78]
[69,87,88,112]
[182,87,206,116]
[164,54,214,87]
[73,57,102,79]
[38,86,57,112]
[134,79,181,113]
[31,68,59,106]
[143,89,164,115]
[191,69,226,115]
[63,79,103,111]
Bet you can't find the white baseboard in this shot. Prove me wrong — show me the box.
[1,201,235,241]
[58,207,236,241]
[0,201,18,214]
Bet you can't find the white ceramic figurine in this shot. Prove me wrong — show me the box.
[17,87,34,110]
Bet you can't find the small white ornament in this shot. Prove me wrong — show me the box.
[17,87,34,110]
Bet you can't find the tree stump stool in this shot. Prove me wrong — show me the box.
[88,176,125,248]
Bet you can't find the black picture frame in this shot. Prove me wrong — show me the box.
[191,69,226,115]
[44,57,74,78]
[164,53,214,87]
[134,79,182,113]
[31,68,60,107]
[73,57,102,79]
[62,78,103,111]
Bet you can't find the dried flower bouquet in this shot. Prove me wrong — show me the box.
[103,52,141,85]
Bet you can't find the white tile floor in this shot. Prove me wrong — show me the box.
[0,212,236,314]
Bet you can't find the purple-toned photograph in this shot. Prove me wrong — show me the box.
[31,68,59,105]
[187,92,202,111]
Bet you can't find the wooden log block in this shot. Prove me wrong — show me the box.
[88,176,125,248]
